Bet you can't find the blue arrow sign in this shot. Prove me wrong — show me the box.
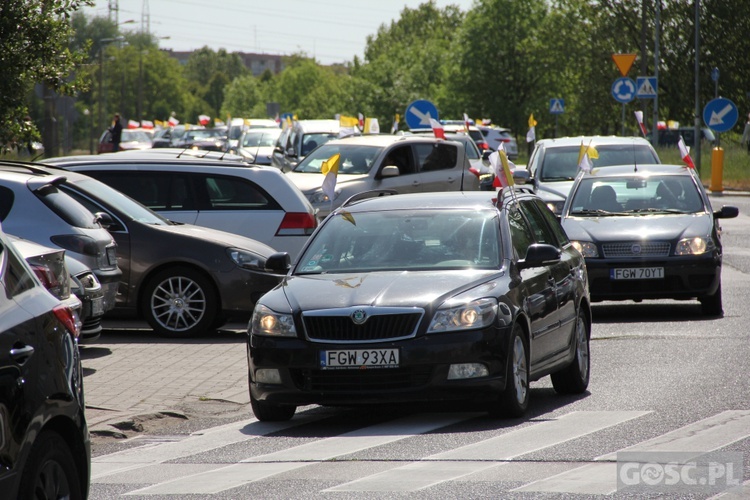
[405,100,439,130]
[549,98,565,114]
[703,97,738,133]
[612,77,636,103]
[636,77,657,99]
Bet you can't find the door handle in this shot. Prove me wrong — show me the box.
[10,345,35,364]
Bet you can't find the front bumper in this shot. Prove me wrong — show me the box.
[248,326,511,407]
[585,252,721,301]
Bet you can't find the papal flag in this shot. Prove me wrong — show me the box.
[577,141,599,173]
[526,113,537,143]
[321,153,341,204]
[490,145,515,189]
[364,117,379,134]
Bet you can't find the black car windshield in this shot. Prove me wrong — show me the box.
[64,178,170,225]
[568,175,705,215]
[540,145,660,181]
[296,209,501,274]
[293,144,383,174]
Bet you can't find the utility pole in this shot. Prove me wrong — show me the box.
[694,0,701,173]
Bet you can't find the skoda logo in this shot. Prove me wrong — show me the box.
[631,244,642,255]
[351,309,368,325]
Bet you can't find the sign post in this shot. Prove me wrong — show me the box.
[611,77,636,135]
[549,98,564,138]
[703,97,738,193]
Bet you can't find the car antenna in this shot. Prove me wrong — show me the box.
[633,139,638,172]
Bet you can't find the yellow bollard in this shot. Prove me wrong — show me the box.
[710,147,724,193]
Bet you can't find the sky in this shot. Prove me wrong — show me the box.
[83,0,476,65]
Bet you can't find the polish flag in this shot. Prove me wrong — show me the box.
[678,136,695,169]
[127,119,140,129]
[635,111,648,137]
[168,116,179,127]
[198,114,211,126]
[463,113,471,132]
[430,118,445,139]
[140,120,154,129]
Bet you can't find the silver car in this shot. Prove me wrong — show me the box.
[0,165,120,315]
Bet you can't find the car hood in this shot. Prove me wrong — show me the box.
[538,181,575,199]
[274,270,501,310]
[285,171,369,194]
[563,213,713,242]
[158,221,277,256]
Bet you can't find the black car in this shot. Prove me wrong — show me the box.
[0,225,90,498]
[561,164,739,315]
[248,189,591,421]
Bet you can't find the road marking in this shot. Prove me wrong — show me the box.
[326,410,649,492]
[124,412,477,495]
[514,410,750,495]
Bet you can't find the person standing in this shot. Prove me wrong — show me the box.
[110,113,123,152]
[742,113,750,154]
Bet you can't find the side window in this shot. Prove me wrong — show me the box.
[508,205,535,260]
[527,147,542,178]
[0,186,14,221]
[288,130,299,155]
[415,143,458,172]
[381,145,416,175]
[519,200,557,245]
[532,199,569,246]
[87,171,175,210]
[200,175,280,210]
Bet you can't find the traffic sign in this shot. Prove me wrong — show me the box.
[611,77,636,103]
[703,97,738,133]
[611,53,637,77]
[549,98,565,114]
[636,77,657,99]
[405,100,439,130]
[711,67,720,82]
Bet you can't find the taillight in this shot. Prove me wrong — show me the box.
[468,167,481,178]
[276,212,317,236]
[500,138,511,143]
[477,141,490,150]
[53,304,81,340]
[31,264,61,290]
[50,234,100,257]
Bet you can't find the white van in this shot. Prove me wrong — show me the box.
[271,119,341,172]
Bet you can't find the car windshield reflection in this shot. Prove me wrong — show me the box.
[293,145,383,174]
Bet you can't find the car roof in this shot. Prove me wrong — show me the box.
[335,190,532,214]
[576,163,696,178]
[536,136,655,148]
[324,134,454,148]
[294,119,340,133]
[44,149,251,165]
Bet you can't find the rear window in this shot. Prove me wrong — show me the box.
[415,143,458,172]
[34,183,100,229]
[540,145,660,182]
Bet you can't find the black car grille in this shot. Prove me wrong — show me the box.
[602,241,670,258]
[302,308,423,343]
[292,366,433,393]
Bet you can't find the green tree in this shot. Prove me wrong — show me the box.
[268,55,348,118]
[0,0,89,153]
[184,47,249,119]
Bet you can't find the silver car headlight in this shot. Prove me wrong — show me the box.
[227,248,265,270]
[251,304,296,337]
[309,189,339,204]
[675,236,713,255]
[428,297,498,333]
[571,241,599,258]
[546,200,565,214]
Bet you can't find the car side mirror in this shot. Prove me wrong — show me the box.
[265,252,291,273]
[714,205,739,219]
[94,211,115,230]
[517,243,561,270]
[481,150,493,161]
[286,148,297,158]
[512,169,530,184]
[380,165,400,178]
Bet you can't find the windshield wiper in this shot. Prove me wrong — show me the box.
[569,208,623,216]
[624,208,687,214]
[542,176,576,181]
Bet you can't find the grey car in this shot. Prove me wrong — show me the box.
[23,163,284,337]
[0,164,120,316]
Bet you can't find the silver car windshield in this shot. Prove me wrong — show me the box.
[296,209,501,274]
[293,144,384,175]
[540,145,660,182]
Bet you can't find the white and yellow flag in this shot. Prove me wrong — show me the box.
[321,153,341,205]
[577,141,599,173]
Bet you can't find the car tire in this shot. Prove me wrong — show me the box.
[141,266,218,337]
[19,430,82,500]
[250,391,296,422]
[551,309,590,394]
[490,323,529,418]
[699,281,723,317]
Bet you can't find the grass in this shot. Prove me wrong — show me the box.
[656,142,750,191]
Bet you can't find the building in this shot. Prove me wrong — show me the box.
[163,50,285,76]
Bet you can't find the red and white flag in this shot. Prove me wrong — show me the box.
[168,116,179,127]
[140,120,154,129]
[358,113,364,130]
[678,136,695,169]
[463,113,471,132]
[430,118,446,139]
[198,114,211,126]
[635,110,648,137]
[127,119,140,129]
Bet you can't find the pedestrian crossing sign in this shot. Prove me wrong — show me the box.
[549,98,565,114]
[636,77,658,99]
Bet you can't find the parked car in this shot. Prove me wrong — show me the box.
[98,128,153,153]
[232,127,282,165]
[171,127,228,152]
[647,127,716,147]
[272,119,341,172]
[16,162,284,337]
[561,164,738,315]
[0,224,90,499]
[477,125,519,159]
[526,136,661,215]
[46,150,317,259]
[152,125,186,148]
[247,189,591,421]
[0,164,120,317]
[227,118,279,150]
[285,134,481,220]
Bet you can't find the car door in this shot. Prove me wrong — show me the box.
[372,143,423,194]
[508,202,558,367]
[414,142,464,192]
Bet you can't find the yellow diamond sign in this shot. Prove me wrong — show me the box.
[612,53,637,77]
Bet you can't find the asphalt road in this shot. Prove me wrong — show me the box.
[85,194,750,499]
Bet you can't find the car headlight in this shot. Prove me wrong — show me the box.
[571,241,599,258]
[309,189,339,204]
[427,297,498,333]
[545,200,565,214]
[675,236,713,255]
[227,248,266,270]
[251,304,296,337]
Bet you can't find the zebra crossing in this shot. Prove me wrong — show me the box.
[90,409,750,498]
